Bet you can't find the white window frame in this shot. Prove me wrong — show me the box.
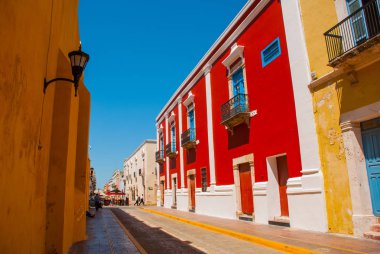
[222,43,249,99]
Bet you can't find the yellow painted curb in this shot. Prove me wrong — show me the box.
[141,208,320,254]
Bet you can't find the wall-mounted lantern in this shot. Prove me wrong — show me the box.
[44,46,90,96]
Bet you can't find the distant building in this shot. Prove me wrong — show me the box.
[123,140,157,205]
[109,169,122,192]
[89,167,97,197]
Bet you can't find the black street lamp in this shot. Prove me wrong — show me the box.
[44,45,90,96]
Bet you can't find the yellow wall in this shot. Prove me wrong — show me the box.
[299,0,354,234]
[0,0,91,253]
[311,83,354,234]
[299,0,337,77]
[338,62,380,114]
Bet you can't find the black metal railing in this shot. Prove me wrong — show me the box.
[181,128,196,147]
[324,0,380,62]
[165,142,176,154]
[221,94,249,123]
[155,150,164,162]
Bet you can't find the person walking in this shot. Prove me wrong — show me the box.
[94,194,101,211]
[134,196,140,206]
[139,194,145,206]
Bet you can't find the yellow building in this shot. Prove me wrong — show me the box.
[295,0,380,238]
[0,0,91,253]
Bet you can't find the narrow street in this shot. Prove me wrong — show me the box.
[70,207,380,254]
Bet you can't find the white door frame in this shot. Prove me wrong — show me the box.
[340,101,380,236]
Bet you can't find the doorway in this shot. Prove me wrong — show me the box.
[276,156,289,217]
[172,177,177,209]
[239,163,254,215]
[189,174,196,211]
[160,180,164,206]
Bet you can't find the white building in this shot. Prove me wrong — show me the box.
[123,140,157,205]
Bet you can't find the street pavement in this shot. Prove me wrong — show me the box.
[69,208,139,254]
[134,206,380,254]
[69,206,380,254]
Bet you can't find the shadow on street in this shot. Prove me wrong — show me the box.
[111,208,206,254]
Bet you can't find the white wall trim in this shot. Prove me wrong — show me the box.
[340,104,380,236]
[341,101,380,123]
[204,66,216,190]
[168,112,175,123]
[165,115,169,189]
[222,43,244,67]
[281,0,321,172]
[178,99,185,190]
[171,173,178,208]
[183,92,194,107]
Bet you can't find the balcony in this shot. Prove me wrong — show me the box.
[221,94,249,132]
[155,150,164,163]
[181,128,196,149]
[165,142,176,158]
[324,0,380,67]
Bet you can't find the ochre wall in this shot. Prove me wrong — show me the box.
[311,83,354,234]
[0,0,91,253]
[299,0,337,78]
[298,0,353,234]
[338,62,380,114]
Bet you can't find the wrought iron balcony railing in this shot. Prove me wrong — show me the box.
[155,150,164,163]
[165,142,176,158]
[221,93,249,123]
[324,0,380,63]
[181,128,196,149]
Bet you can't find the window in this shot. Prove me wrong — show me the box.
[261,38,281,67]
[232,68,245,96]
[171,121,176,151]
[201,168,207,192]
[139,169,142,176]
[159,133,164,151]
[187,104,196,141]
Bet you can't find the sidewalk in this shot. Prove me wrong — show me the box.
[69,208,139,254]
[142,206,380,254]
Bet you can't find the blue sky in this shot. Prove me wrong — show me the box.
[78,0,247,188]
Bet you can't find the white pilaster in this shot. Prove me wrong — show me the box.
[280,0,327,232]
[341,121,376,236]
[165,114,169,190]
[156,126,160,201]
[178,98,185,190]
[281,0,320,172]
[204,64,216,191]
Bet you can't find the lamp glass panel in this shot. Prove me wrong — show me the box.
[74,54,82,66]
[79,55,87,67]
[69,55,75,67]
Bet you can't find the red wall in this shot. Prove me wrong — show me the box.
[157,0,302,189]
[182,77,210,188]
[211,0,302,184]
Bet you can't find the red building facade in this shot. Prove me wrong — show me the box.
[156,0,327,232]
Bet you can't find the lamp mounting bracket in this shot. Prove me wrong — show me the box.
[44,78,78,96]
